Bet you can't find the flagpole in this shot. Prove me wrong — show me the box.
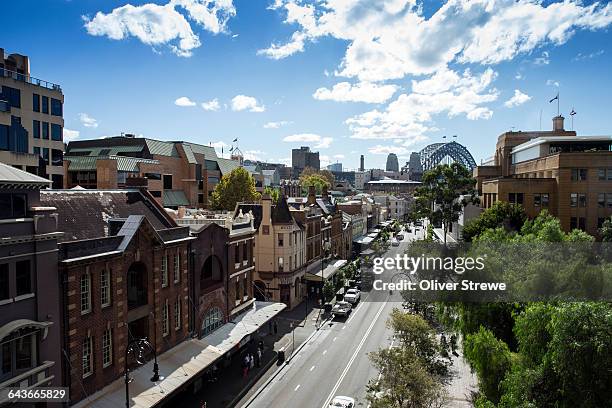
[557,92,560,117]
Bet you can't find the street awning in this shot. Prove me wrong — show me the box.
[73,301,286,408]
[360,249,375,256]
[305,259,347,281]
[353,235,374,245]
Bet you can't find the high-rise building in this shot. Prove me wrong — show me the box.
[327,162,342,172]
[292,146,320,176]
[386,153,399,172]
[402,152,423,181]
[474,116,612,237]
[0,48,64,188]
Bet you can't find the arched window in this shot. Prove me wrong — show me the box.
[201,307,224,337]
[200,256,223,291]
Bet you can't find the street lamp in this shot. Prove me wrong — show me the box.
[124,338,160,408]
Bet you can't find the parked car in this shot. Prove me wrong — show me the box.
[391,238,400,246]
[331,301,352,318]
[329,396,355,408]
[344,288,361,304]
[396,233,404,241]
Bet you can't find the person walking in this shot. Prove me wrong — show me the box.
[242,355,249,378]
[249,353,255,370]
[256,348,262,367]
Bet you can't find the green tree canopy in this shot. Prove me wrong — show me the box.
[599,215,612,242]
[210,167,261,211]
[263,186,281,202]
[414,163,479,244]
[462,201,527,242]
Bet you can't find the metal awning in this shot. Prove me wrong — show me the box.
[353,235,374,245]
[305,259,347,281]
[360,249,375,256]
[0,319,52,342]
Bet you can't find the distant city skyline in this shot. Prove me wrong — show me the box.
[4,0,612,169]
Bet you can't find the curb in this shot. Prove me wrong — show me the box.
[238,318,331,408]
[228,351,280,408]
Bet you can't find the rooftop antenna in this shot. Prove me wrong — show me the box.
[549,92,560,117]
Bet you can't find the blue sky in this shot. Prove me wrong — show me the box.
[4,0,612,169]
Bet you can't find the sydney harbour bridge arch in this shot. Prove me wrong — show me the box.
[418,141,477,172]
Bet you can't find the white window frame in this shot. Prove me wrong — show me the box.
[102,328,113,368]
[173,252,180,283]
[82,335,93,378]
[80,273,91,314]
[100,269,111,308]
[162,299,169,337]
[161,254,168,288]
[174,297,181,331]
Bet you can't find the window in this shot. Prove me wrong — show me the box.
[571,168,588,181]
[41,96,49,114]
[243,242,248,261]
[608,194,612,208]
[80,272,91,314]
[235,245,240,264]
[608,169,612,181]
[101,269,111,307]
[173,252,180,283]
[33,120,40,138]
[598,169,606,180]
[102,328,112,368]
[1,86,20,108]
[151,190,162,198]
[579,217,586,230]
[51,124,62,141]
[15,334,33,370]
[0,125,8,151]
[42,148,49,165]
[51,98,62,116]
[33,93,40,112]
[82,335,93,377]
[578,193,587,208]
[262,225,270,235]
[570,193,578,207]
[42,122,49,140]
[278,257,284,272]
[534,194,541,207]
[51,149,63,166]
[509,193,524,205]
[163,174,173,190]
[235,279,240,300]
[2,342,11,376]
[243,276,248,297]
[162,300,169,336]
[0,193,27,219]
[202,307,224,336]
[15,260,31,296]
[278,233,284,247]
[161,254,168,287]
[570,217,577,230]
[174,297,181,331]
[0,264,8,300]
[144,173,161,180]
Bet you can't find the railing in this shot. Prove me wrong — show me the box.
[1,68,62,91]
[0,360,55,400]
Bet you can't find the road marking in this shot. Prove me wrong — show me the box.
[322,300,388,408]
[310,365,315,372]
[322,349,327,355]
[345,302,363,324]
[294,384,300,392]
[341,326,346,330]
[332,336,337,342]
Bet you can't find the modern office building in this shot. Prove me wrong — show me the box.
[0,163,63,402]
[385,153,399,172]
[327,162,342,172]
[0,48,64,188]
[63,135,240,208]
[474,116,612,237]
[402,152,424,181]
[292,146,320,176]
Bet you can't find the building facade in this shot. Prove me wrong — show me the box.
[0,48,64,188]
[291,146,320,177]
[0,164,63,401]
[385,153,399,172]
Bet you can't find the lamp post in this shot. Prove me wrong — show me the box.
[124,338,160,408]
[321,240,331,306]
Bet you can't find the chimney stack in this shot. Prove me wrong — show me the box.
[552,115,565,132]
[307,185,316,205]
[360,155,365,172]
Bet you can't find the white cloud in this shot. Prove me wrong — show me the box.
[313,81,398,103]
[79,113,99,128]
[546,79,560,87]
[83,0,236,57]
[231,95,265,112]
[63,128,80,142]
[333,154,345,159]
[175,96,196,106]
[262,0,612,81]
[573,49,604,61]
[244,150,266,161]
[263,120,292,129]
[282,133,333,148]
[533,51,550,66]
[504,89,531,108]
[368,145,410,155]
[346,68,498,141]
[201,98,221,111]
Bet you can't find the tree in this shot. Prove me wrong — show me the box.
[414,163,479,244]
[367,348,447,408]
[210,167,261,211]
[461,201,527,242]
[599,216,612,241]
[263,186,281,202]
[299,167,334,195]
[323,280,335,302]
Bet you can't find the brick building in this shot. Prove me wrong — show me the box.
[40,189,193,404]
[474,116,612,237]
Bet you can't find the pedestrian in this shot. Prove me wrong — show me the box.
[257,348,262,367]
[242,355,249,378]
[250,353,255,369]
[273,320,278,336]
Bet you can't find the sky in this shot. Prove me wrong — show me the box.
[4,0,612,170]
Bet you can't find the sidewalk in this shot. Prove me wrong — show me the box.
[172,299,327,408]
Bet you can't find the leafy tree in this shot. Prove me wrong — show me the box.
[300,173,331,195]
[210,167,261,211]
[599,216,612,242]
[367,348,447,408]
[263,186,281,202]
[462,201,527,242]
[414,163,479,244]
[323,280,335,302]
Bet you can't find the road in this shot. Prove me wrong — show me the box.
[239,225,425,408]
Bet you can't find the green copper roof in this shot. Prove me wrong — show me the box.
[144,139,179,157]
[65,156,160,172]
[163,190,190,207]
[216,157,241,176]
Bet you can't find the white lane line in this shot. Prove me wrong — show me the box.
[332,337,337,342]
[341,326,346,330]
[345,302,363,324]
[322,349,327,355]
[294,384,301,392]
[321,301,388,408]
[310,365,316,372]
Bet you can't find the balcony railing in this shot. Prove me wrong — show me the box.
[1,68,62,91]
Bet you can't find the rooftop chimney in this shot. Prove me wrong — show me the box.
[359,155,365,172]
[307,185,316,205]
[553,115,565,132]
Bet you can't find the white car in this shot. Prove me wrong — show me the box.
[329,396,355,408]
[391,238,400,246]
[344,288,361,304]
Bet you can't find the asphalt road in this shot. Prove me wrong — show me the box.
[239,225,425,408]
